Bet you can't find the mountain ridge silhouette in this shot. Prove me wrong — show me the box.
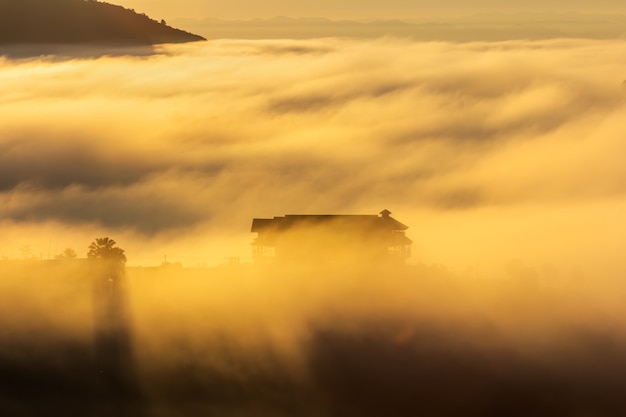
[0,0,205,45]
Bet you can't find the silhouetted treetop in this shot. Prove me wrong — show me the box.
[56,247,77,259]
[87,237,126,264]
[0,0,205,45]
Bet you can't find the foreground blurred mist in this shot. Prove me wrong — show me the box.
[2,258,626,416]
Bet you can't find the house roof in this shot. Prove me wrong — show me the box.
[251,211,409,233]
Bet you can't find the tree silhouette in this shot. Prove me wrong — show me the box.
[87,237,127,264]
[87,237,138,405]
[56,247,77,259]
[20,244,32,260]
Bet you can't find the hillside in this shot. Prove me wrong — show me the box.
[0,0,205,45]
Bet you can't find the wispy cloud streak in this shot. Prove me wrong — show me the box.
[1,39,625,265]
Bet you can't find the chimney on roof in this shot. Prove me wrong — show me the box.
[380,209,391,218]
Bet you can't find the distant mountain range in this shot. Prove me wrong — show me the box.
[171,14,626,42]
[0,0,205,45]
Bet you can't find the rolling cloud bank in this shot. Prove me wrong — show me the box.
[1,38,625,269]
[1,37,626,415]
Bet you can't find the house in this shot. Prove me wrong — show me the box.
[250,209,412,264]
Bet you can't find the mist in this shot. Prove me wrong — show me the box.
[2,36,626,415]
[1,38,625,274]
[3,256,626,416]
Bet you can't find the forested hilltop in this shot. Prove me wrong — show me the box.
[0,0,205,45]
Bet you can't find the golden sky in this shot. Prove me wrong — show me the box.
[112,0,625,19]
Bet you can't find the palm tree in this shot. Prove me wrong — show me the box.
[87,237,127,264]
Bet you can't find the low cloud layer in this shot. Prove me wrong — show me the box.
[1,38,625,268]
[2,37,626,416]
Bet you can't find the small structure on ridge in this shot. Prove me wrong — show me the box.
[250,209,412,265]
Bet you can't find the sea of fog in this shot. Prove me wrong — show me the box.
[0,38,625,273]
[1,37,626,416]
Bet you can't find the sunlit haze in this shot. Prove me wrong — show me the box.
[112,0,624,19]
[2,1,626,416]
[2,38,625,272]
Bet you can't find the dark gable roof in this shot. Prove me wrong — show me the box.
[250,218,275,232]
[251,212,409,233]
